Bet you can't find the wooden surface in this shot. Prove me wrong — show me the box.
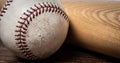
[0,39,120,63]
[61,0,120,58]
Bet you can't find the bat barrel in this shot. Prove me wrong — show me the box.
[61,0,120,59]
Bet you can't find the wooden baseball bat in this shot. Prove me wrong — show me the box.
[61,0,120,58]
[0,0,7,41]
[0,0,6,11]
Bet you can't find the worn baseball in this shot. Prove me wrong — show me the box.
[0,0,69,60]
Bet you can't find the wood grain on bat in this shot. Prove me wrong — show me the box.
[61,0,120,58]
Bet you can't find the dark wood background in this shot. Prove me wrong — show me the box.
[0,39,120,63]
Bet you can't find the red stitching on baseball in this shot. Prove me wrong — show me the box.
[0,0,13,19]
[15,2,69,60]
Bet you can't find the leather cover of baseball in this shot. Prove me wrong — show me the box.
[0,0,69,60]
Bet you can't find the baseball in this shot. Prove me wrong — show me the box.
[61,0,120,58]
[0,0,69,60]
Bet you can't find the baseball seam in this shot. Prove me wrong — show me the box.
[0,0,13,20]
[15,2,68,60]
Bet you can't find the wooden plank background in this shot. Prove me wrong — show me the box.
[0,39,120,63]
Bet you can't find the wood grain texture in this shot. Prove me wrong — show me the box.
[0,40,119,63]
[61,0,120,58]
